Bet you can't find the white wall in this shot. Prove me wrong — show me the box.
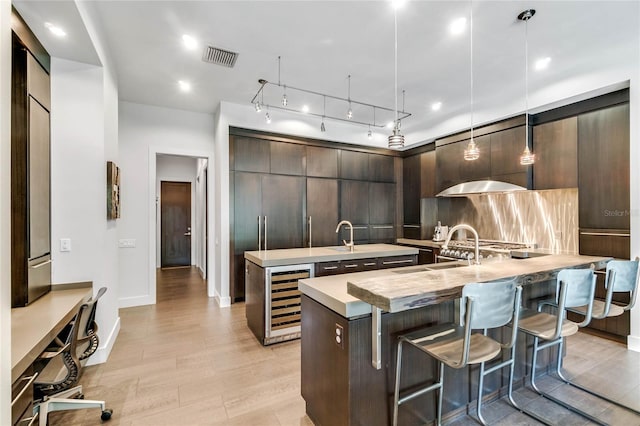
[0,1,12,423]
[118,101,215,308]
[155,155,198,267]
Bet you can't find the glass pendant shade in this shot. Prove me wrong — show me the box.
[464,138,480,161]
[520,145,535,165]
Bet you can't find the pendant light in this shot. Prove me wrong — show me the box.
[518,9,536,165]
[388,6,405,149]
[464,1,479,161]
[347,75,353,119]
[278,56,288,106]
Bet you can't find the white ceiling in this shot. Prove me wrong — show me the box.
[12,0,640,147]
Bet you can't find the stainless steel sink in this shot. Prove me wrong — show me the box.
[391,262,466,274]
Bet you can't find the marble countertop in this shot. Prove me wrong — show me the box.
[347,254,610,313]
[245,243,418,268]
[396,238,444,249]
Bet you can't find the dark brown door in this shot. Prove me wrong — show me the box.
[161,181,191,267]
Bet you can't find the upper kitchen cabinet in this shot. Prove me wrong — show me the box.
[435,134,490,192]
[420,150,436,198]
[307,146,338,178]
[231,136,270,173]
[532,117,578,190]
[339,180,370,242]
[369,182,396,243]
[402,154,421,225]
[578,103,630,230]
[490,125,530,187]
[339,150,369,181]
[270,142,306,176]
[368,153,395,182]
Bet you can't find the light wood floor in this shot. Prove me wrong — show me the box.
[48,267,640,425]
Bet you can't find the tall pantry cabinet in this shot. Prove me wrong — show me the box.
[229,129,399,302]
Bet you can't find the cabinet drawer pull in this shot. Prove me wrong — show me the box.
[322,266,338,270]
[382,259,414,265]
[344,264,358,268]
[580,231,630,237]
[11,373,38,407]
[419,248,433,253]
[352,226,368,230]
[403,225,420,228]
[372,225,393,229]
[363,262,377,266]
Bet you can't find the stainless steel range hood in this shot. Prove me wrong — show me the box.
[436,180,527,197]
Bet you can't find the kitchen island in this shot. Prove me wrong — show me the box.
[299,254,610,426]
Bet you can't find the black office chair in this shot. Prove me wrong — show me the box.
[33,287,112,425]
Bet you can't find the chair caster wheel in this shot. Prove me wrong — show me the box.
[101,409,113,421]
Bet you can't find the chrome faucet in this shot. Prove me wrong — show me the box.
[442,224,481,265]
[335,220,355,252]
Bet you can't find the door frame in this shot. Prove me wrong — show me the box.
[147,146,215,306]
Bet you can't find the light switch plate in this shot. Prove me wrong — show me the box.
[60,238,71,252]
[118,239,136,248]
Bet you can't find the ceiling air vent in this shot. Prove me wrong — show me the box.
[202,45,238,68]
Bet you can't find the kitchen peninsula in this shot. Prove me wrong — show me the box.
[299,254,610,426]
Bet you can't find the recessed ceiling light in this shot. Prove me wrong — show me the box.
[45,22,66,37]
[178,80,191,92]
[301,105,310,113]
[449,17,467,35]
[182,34,198,50]
[431,102,442,111]
[535,57,551,71]
[391,0,406,10]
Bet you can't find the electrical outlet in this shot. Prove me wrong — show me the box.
[118,239,136,248]
[60,238,71,252]
[335,323,344,349]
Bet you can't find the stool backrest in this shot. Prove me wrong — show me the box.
[462,279,521,329]
[556,269,596,329]
[605,257,639,312]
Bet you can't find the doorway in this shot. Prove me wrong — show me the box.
[160,181,191,268]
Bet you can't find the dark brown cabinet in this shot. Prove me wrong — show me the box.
[270,142,305,176]
[340,150,369,180]
[307,178,339,247]
[369,182,395,243]
[435,134,490,193]
[368,153,395,182]
[231,172,304,301]
[402,154,421,225]
[11,27,52,308]
[339,180,370,241]
[578,104,630,230]
[490,125,530,186]
[232,136,270,173]
[420,151,436,198]
[532,117,578,190]
[307,146,338,178]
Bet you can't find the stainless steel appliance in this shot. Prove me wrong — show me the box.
[432,221,448,242]
[438,239,534,263]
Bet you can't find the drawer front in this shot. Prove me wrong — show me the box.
[315,261,341,277]
[12,367,36,425]
[378,255,417,269]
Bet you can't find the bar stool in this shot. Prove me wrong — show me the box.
[517,268,605,425]
[561,257,640,415]
[392,280,522,426]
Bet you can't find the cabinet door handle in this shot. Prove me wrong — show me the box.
[11,373,38,407]
[322,266,338,270]
[363,262,377,266]
[372,225,393,229]
[382,259,414,265]
[258,216,262,251]
[580,231,630,237]
[32,259,52,269]
[264,216,268,251]
[419,248,433,253]
[352,226,368,230]
[344,264,358,268]
[403,225,420,228]
[308,216,312,248]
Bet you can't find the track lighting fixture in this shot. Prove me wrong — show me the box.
[464,0,479,161]
[251,57,411,130]
[388,7,405,149]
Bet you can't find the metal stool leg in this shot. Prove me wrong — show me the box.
[392,340,404,426]
[436,361,443,426]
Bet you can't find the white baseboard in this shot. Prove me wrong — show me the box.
[216,295,231,308]
[85,316,120,366]
[628,335,640,352]
[119,294,155,308]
